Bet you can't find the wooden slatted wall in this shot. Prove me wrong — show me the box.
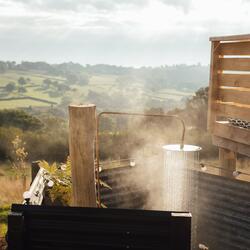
[208,34,250,157]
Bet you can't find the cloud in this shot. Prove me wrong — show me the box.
[159,0,192,11]
[1,0,250,66]
[9,0,149,11]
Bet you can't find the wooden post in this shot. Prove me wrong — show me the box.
[219,147,236,178]
[207,41,220,132]
[69,104,97,207]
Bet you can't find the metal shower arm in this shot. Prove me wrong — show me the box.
[95,111,186,207]
[97,111,185,148]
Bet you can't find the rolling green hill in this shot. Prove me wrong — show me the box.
[0,61,207,111]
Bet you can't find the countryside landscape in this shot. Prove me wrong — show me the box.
[0,61,208,111]
[0,60,213,239]
[1,0,250,249]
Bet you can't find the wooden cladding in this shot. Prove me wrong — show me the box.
[220,41,250,56]
[215,102,250,123]
[218,73,250,88]
[208,35,250,155]
[219,87,250,106]
[220,58,250,71]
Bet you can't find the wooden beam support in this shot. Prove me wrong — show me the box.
[210,34,250,42]
[207,41,220,131]
[69,104,97,207]
[219,147,236,177]
[212,136,250,157]
[213,122,250,146]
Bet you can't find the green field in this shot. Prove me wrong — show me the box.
[0,70,194,110]
[0,70,66,109]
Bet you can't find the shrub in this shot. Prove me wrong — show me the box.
[0,110,43,131]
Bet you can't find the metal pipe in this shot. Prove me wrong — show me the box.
[95,111,186,207]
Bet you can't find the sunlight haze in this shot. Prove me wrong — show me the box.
[1,0,250,66]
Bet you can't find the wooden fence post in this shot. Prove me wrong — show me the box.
[69,104,97,207]
[219,147,236,177]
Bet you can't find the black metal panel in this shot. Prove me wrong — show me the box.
[196,172,250,250]
[8,204,191,250]
[100,166,148,209]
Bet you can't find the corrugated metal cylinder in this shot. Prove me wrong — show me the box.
[162,144,201,211]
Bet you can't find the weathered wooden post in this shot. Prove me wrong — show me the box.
[219,148,236,177]
[69,104,97,207]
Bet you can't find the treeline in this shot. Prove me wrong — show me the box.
[0,61,209,91]
[0,110,68,162]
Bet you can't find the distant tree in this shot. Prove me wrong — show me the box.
[51,80,58,86]
[5,82,16,92]
[18,61,52,72]
[78,73,89,85]
[18,77,27,85]
[57,84,70,92]
[66,73,78,84]
[0,61,8,73]
[60,95,73,107]
[18,86,27,93]
[6,61,16,70]
[0,110,43,131]
[185,87,208,130]
[43,78,52,86]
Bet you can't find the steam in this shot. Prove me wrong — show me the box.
[107,117,201,211]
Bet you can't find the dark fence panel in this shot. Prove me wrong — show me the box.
[100,166,149,209]
[195,172,250,250]
[8,204,191,250]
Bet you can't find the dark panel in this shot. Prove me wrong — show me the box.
[100,166,148,209]
[196,172,250,250]
[9,205,191,250]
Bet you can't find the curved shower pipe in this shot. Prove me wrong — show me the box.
[95,111,186,207]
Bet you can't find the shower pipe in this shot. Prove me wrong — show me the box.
[95,111,186,207]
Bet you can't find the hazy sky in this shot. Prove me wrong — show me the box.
[1,0,250,66]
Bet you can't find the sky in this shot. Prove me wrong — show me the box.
[0,0,250,67]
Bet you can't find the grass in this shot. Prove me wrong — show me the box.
[0,205,10,237]
[0,177,27,206]
[0,176,24,238]
[89,74,118,85]
[0,162,31,237]
[0,70,65,86]
[0,70,66,109]
[0,70,193,110]
[0,99,53,109]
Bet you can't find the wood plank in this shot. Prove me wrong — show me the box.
[213,121,250,146]
[216,101,250,121]
[69,104,97,207]
[207,41,220,131]
[220,58,250,71]
[218,87,250,105]
[218,73,250,88]
[219,147,236,177]
[213,135,250,157]
[220,41,250,55]
[210,34,250,42]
